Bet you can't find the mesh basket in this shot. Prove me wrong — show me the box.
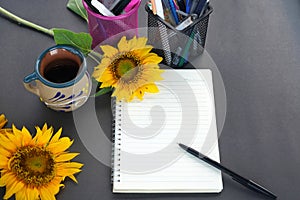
[146,4,213,68]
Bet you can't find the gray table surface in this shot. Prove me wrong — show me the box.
[1,0,300,199]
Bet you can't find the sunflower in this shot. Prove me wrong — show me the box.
[0,123,83,200]
[0,114,12,134]
[92,36,164,102]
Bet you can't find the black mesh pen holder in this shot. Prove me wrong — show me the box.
[145,4,213,68]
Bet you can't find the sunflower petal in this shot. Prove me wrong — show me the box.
[117,36,130,52]
[92,58,112,81]
[56,168,82,177]
[0,134,16,152]
[134,37,148,49]
[47,137,73,155]
[7,127,22,147]
[0,147,11,158]
[15,189,26,200]
[0,154,9,168]
[45,181,61,196]
[49,128,62,144]
[33,127,42,143]
[101,45,118,58]
[55,153,79,162]
[4,180,24,199]
[35,126,53,146]
[0,172,15,187]
[141,53,163,64]
[21,126,33,146]
[0,129,10,135]
[42,123,48,132]
[128,36,137,49]
[92,68,104,81]
[0,114,7,129]
[39,187,56,200]
[133,47,152,59]
[142,83,159,93]
[67,174,78,183]
[57,162,84,169]
[26,187,39,200]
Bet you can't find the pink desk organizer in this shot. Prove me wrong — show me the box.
[83,0,141,49]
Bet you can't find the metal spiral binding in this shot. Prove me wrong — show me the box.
[111,98,122,184]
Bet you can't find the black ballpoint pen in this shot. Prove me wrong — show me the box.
[178,143,277,199]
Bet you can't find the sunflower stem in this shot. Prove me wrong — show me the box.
[0,6,54,37]
[0,6,104,67]
[93,87,113,97]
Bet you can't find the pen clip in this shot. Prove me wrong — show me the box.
[175,15,194,31]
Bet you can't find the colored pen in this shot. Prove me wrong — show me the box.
[168,0,179,24]
[84,0,101,14]
[193,0,207,16]
[111,0,131,15]
[178,143,277,199]
[91,0,115,16]
[155,0,165,20]
[190,0,200,14]
[176,0,186,11]
[185,0,192,13]
[199,0,209,17]
[178,30,195,67]
[161,0,176,25]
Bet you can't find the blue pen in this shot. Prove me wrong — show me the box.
[193,0,207,16]
[168,0,179,24]
[185,0,192,13]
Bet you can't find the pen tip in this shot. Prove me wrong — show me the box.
[178,143,188,150]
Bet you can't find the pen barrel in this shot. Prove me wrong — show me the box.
[180,144,276,199]
[248,180,277,199]
[232,178,276,199]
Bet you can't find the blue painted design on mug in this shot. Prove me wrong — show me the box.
[75,90,84,98]
[47,90,84,106]
[56,94,75,103]
[48,92,62,100]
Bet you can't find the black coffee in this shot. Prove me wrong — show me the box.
[44,59,80,83]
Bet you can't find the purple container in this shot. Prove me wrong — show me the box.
[83,0,141,48]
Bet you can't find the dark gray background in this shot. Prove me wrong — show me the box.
[0,0,299,199]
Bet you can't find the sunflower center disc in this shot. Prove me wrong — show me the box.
[10,146,55,187]
[112,52,140,79]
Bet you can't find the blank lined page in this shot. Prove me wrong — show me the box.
[112,69,223,193]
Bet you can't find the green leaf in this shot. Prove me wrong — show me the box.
[53,28,92,56]
[67,0,88,22]
[94,87,113,97]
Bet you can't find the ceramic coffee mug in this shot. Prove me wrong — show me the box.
[23,45,92,112]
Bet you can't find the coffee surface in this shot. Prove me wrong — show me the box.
[44,59,79,83]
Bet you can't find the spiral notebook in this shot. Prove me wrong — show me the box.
[111,69,223,193]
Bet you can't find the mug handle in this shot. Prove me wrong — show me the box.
[23,72,40,96]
